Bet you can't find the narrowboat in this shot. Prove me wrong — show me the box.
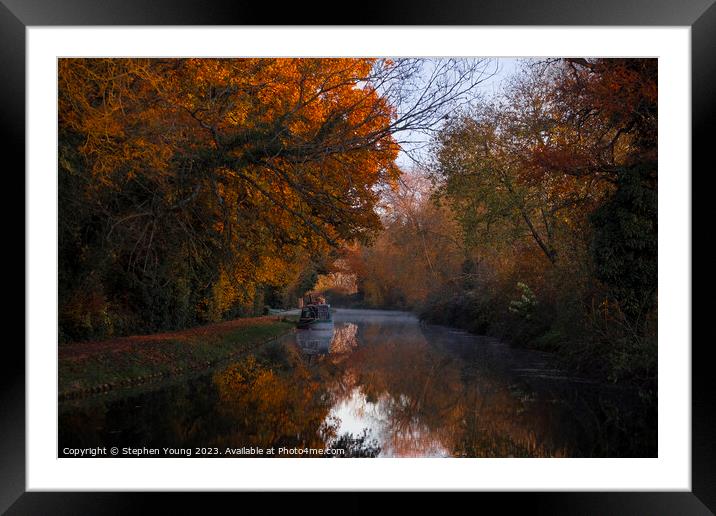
[296,302,333,330]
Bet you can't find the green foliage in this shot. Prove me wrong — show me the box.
[590,164,657,324]
[420,287,498,335]
[508,282,538,320]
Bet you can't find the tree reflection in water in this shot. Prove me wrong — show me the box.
[328,428,381,458]
[212,346,336,454]
[309,310,653,457]
[58,309,655,457]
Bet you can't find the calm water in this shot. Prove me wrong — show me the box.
[59,309,656,457]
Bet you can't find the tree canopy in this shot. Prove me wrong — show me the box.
[340,58,657,385]
[58,57,491,340]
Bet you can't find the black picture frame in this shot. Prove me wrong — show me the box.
[4,1,713,513]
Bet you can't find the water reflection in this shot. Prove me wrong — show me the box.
[59,309,656,457]
[294,322,359,359]
[296,327,334,356]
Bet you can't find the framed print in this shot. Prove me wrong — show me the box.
[5,0,714,513]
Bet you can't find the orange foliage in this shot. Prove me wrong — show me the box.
[59,58,403,333]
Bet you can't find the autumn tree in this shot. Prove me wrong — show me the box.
[547,59,658,322]
[58,58,492,340]
[350,58,657,383]
[338,170,467,310]
[431,63,618,267]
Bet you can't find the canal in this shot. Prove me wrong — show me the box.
[59,309,656,457]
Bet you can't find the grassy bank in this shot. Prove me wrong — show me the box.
[59,315,297,399]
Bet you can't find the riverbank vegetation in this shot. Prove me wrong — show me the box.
[59,57,656,392]
[58,315,295,397]
[331,59,657,390]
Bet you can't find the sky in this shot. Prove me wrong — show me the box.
[394,57,521,170]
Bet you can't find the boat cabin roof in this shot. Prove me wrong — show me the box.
[300,303,331,320]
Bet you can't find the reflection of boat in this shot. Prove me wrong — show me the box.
[297,302,333,330]
[295,322,358,359]
[296,327,334,355]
